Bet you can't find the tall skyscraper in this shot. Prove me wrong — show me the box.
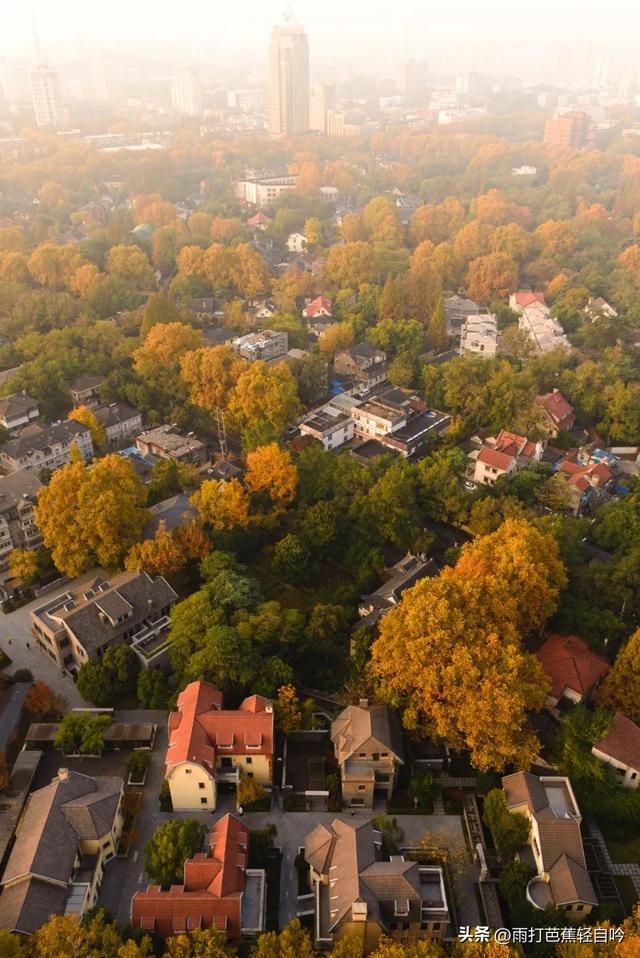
[171,63,203,117]
[268,21,309,136]
[309,81,335,133]
[29,61,65,129]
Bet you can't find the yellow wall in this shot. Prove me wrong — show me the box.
[168,761,217,811]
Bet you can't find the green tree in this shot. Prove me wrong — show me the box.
[408,770,439,809]
[237,774,268,808]
[483,788,530,858]
[55,714,112,755]
[273,533,313,583]
[76,645,140,707]
[137,669,169,709]
[144,819,207,888]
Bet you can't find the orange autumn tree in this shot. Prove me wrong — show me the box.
[371,520,565,771]
[191,479,251,532]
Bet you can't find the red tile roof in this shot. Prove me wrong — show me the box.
[166,681,273,774]
[477,446,514,471]
[557,459,613,492]
[131,814,250,938]
[514,291,546,307]
[536,634,609,700]
[594,713,640,771]
[536,390,575,430]
[302,295,333,319]
[247,212,271,227]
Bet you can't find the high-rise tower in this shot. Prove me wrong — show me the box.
[268,19,309,136]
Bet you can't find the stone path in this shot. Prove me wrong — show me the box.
[441,774,477,788]
[433,792,446,814]
[589,822,640,896]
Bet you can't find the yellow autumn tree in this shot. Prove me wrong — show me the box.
[134,322,203,379]
[68,405,106,449]
[28,244,86,290]
[180,346,244,414]
[371,520,565,772]
[125,519,210,577]
[245,443,298,509]
[191,478,251,532]
[0,251,29,284]
[227,361,302,437]
[35,456,150,577]
[106,244,156,289]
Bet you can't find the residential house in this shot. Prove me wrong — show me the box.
[302,295,333,323]
[305,818,449,950]
[247,211,272,231]
[302,295,334,336]
[143,493,196,540]
[136,424,209,466]
[299,407,355,450]
[358,554,438,629]
[251,300,277,323]
[95,402,143,449]
[130,814,265,939]
[583,297,617,322]
[459,314,498,357]
[509,291,547,313]
[70,375,105,408]
[443,294,480,335]
[0,393,39,433]
[165,681,274,812]
[334,343,388,390]
[202,327,235,347]
[592,713,640,789]
[207,459,244,483]
[0,472,42,571]
[232,330,288,363]
[331,699,404,807]
[535,634,609,718]
[518,304,571,353]
[286,231,307,253]
[190,297,217,316]
[469,430,544,486]
[0,421,94,474]
[553,459,614,515]
[30,570,178,672]
[0,769,124,935]
[502,771,598,920]
[535,390,576,437]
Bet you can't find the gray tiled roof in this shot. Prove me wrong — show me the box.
[0,420,91,461]
[0,878,69,935]
[0,471,42,513]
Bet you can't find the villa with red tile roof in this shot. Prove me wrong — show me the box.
[165,681,274,811]
[246,212,272,231]
[536,634,609,718]
[131,813,266,939]
[536,389,576,437]
[509,291,546,312]
[553,459,614,515]
[302,295,333,321]
[469,429,545,486]
[592,713,640,789]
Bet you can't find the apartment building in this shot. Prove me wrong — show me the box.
[0,393,39,433]
[95,402,143,448]
[232,329,288,362]
[0,472,42,570]
[0,421,94,474]
[459,314,498,357]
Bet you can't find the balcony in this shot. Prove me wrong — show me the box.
[216,764,241,783]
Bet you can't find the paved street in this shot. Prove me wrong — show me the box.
[0,572,102,707]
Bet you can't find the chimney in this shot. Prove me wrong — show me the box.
[58,768,69,782]
[358,698,369,709]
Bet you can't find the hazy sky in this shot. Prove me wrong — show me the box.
[2,0,640,75]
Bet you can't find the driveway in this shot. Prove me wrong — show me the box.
[0,572,102,707]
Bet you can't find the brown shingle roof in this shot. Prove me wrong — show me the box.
[594,713,640,771]
[331,704,404,765]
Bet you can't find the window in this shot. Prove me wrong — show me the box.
[358,752,366,758]
[198,782,205,789]
[357,785,366,791]
[185,768,192,775]
[380,752,389,758]
[632,772,638,780]
[432,922,440,931]
[576,905,584,912]
[200,797,208,805]
[372,753,380,761]
[245,757,252,765]
[247,772,254,779]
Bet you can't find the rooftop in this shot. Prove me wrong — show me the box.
[593,713,640,771]
[536,634,609,700]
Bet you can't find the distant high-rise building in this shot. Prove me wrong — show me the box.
[171,63,203,117]
[543,111,590,150]
[268,21,309,136]
[0,58,31,105]
[29,61,65,129]
[399,59,429,97]
[309,81,335,133]
[591,52,610,90]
